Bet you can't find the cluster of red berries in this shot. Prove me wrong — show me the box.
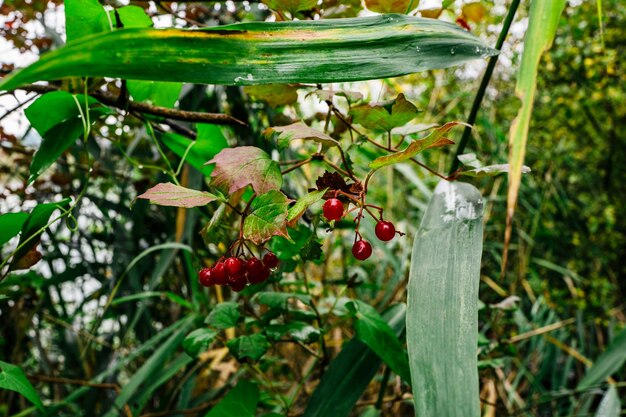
[198,252,279,292]
[322,198,398,261]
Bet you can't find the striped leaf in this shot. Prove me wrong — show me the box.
[0,14,497,91]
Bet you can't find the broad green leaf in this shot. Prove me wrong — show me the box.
[265,321,321,343]
[346,300,411,383]
[303,304,406,417]
[505,0,565,258]
[243,84,299,107]
[254,291,312,310]
[0,212,28,247]
[0,361,44,411]
[205,302,240,330]
[11,198,72,268]
[262,0,318,14]
[351,93,419,133]
[369,122,462,169]
[270,225,315,260]
[65,0,110,43]
[594,386,621,417]
[578,327,626,390]
[226,334,270,362]
[287,189,327,227]
[208,147,282,196]
[116,5,153,28]
[365,0,416,14]
[204,380,259,417]
[183,328,218,357]
[0,15,497,91]
[137,182,220,208]
[264,123,339,151]
[161,124,229,176]
[243,190,291,244]
[407,180,484,417]
[127,80,182,108]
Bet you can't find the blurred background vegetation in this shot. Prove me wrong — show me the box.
[0,0,624,416]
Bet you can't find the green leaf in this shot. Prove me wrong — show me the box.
[65,0,110,43]
[0,15,497,91]
[205,302,240,330]
[136,182,220,208]
[262,0,318,14]
[161,124,229,176]
[312,89,363,104]
[264,123,339,151]
[116,5,153,28]
[0,212,28,247]
[346,300,411,383]
[208,147,282,196]
[269,225,315,260]
[127,80,182,108]
[243,190,291,245]
[506,0,565,253]
[407,180,484,417]
[578,327,626,390]
[303,304,406,417]
[287,189,327,227]
[11,198,72,268]
[183,328,218,357]
[0,361,44,411]
[265,321,320,343]
[204,380,260,417]
[350,93,419,133]
[254,291,312,310]
[243,84,299,107]
[365,0,416,14]
[226,334,270,362]
[369,122,462,169]
[460,163,531,178]
[594,386,621,417]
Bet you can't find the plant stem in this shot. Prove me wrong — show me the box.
[448,0,521,174]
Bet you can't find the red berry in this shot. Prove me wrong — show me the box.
[249,265,271,284]
[212,262,228,285]
[262,252,279,269]
[246,257,265,277]
[352,240,372,261]
[375,220,396,242]
[224,257,243,276]
[323,198,344,221]
[228,269,247,286]
[198,268,215,287]
[229,278,247,292]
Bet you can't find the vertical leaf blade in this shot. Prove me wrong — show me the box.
[407,180,484,417]
[578,327,626,391]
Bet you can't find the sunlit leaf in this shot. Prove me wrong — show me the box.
[0,212,28,247]
[262,0,318,14]
[0,361,44,411]
[204,380,259,417]
[351,93,420,133]
[243,84,299,107]
[65,0,110,43]
[287,189,327,227]
[265,321,320,343]
[265,123,338,151]
[137,182,220,208]
[243,190,291,244]
[161,124,229,176]
[127,80,182,108]
[594,386,621,417]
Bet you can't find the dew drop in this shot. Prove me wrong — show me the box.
[138,165,143,169]
[450,47,456,55]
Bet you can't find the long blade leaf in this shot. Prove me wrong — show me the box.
[407,180,484,417]
[0,14,497,91]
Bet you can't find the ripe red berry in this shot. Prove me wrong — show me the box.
[198,268,215,287]
[224,257,243,276]
[246,257,264,277]
[228,269,247,287]
[323,198,344,221]
[262,252,279,269]
[248,265,271,284]
[352,240,372,261]
[212,262,228,285]
[229,278,247,292]
[375,220,396,242]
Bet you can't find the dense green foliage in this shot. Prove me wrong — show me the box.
[0,1,624,416]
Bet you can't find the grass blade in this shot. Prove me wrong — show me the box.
[578,327,626,391]
[594,385,621,417]
[407,180,484,417]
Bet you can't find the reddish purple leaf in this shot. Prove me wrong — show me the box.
[137,182,219,208]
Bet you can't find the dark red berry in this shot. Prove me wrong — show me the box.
[248,265,271,284]
[323,198,344,221]
[224,257,243,276]
[198,268,215,287]
[262,252,279,269]
[228,269,247,286]
[246,257,265,277]
[352,240,372,261]
[212,262,228,285]
[375,220,396,242]
[229,278,247,292]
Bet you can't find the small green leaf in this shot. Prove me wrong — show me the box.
[243,191,291,245]
[460,163,531,178]
[346,300,411,383]
[254,291,312,310]
[0,212,28,247]
[269,225,314,260]
[128,80,182,108]
[136,182,220,208]
[116,5,153,28]
[578,327,626,390]
[65,0,110,43]
[243,84,299,107]
[265,321,321,343]
[207,147,282,196]
[204,380,260,417]
[0,361,44,411]
[365,0,416,14]
[205,302,240,330]
[226,334,270,362]
[287,189,327,227]
[183,328,218,357]
[594,386,621,417]
[351,93,419,133]
[369,122,463,169]
[262,0,318,14]
[264,123,338,151]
